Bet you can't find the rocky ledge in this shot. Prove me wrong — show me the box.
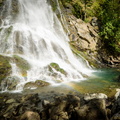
[0,90,120,120]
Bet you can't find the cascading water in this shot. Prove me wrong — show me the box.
[0,0,93,91]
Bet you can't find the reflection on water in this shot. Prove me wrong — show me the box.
[23,69,120,97]
[67,69,120,97]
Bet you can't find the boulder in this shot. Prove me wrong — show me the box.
[18,111,40,120]
[75,99,108,120]
[50,100,69,120]
[84,93,108,101]
[24,80,50,90]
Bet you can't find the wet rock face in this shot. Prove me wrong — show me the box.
[0,55,11,89]
[0,0,19,21]
[1,76,20,91]
[1,92,119,120]
[62,14,101,68]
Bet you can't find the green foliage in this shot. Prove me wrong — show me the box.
[95,0,120,55]
[60,0,120,55]
[72,3,85,20]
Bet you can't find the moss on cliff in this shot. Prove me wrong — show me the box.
[0,55,11,84]
[69,43,101,68]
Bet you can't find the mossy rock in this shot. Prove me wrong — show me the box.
[12,55,30,77]
[0,55,11,84]
[24,80,50,90]
[49,63,67,75]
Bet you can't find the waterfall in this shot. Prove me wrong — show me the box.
[0,0,93,91]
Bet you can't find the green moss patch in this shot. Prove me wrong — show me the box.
[49,63,67,75]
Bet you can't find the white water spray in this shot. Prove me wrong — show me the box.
[0,0,93,91]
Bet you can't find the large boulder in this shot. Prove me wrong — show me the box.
[75,99,108,120]
[18,111,40,120]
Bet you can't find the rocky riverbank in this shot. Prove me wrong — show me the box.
[0,90,120,120]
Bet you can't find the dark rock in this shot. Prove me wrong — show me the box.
[111,112,120,120]
[116,75,120,82]
[67,94,80,109]
[90,17,98,26]
[75,99,108,120]
[0,92,120,120]
[50,100,68,120]
[111,94,120,116]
